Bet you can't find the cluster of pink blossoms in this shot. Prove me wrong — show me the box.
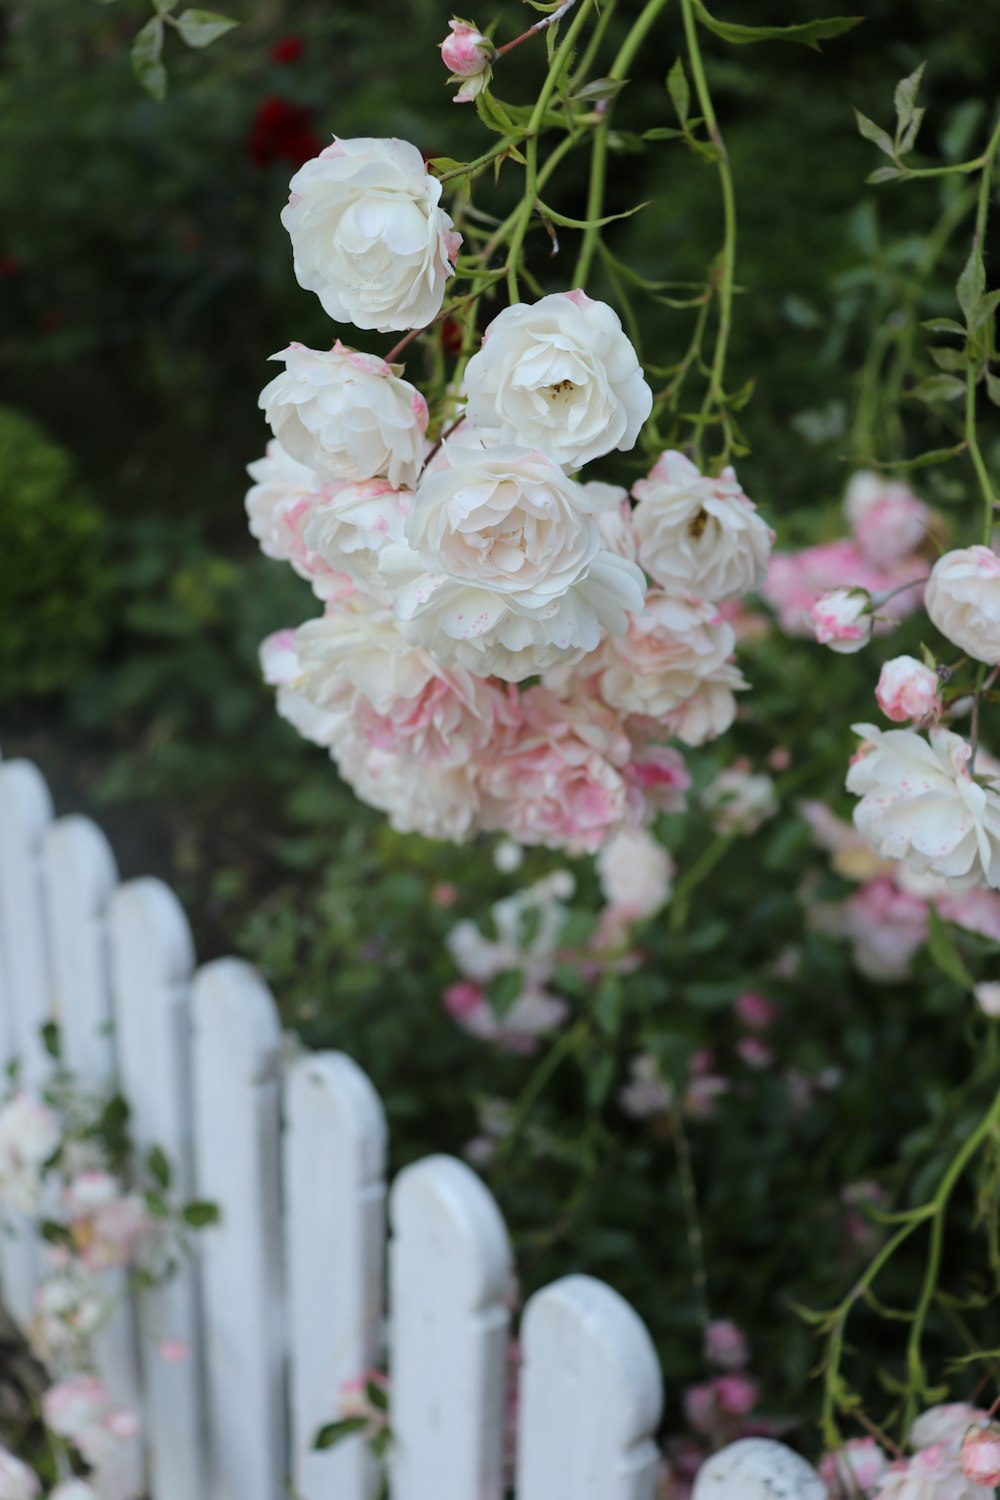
[248,136,774,853]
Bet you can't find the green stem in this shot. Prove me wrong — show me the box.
[967,114,1000,543]
[505,0,596,302]
[494,1018,589,1170]
[572,0,674,289]
[668,833,733,936]
[903,1086,1000,1428]
[680,0,736,467]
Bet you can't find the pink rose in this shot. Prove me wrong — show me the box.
[809,586,873,653]
[876,656,941,724]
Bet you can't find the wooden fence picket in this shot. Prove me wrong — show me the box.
[0,759,55,1328]
[285,1051,387,1500]
[43,813,143,1480]
[516,1274,663,1500]
[109,876,208,1500]
[389,1155,512,1500]
[191,958,285,1500]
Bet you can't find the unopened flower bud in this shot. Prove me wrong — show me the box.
[440,19,493,103]
[809,586,874,653]
[875,655,941,724]
[960,1424,1000,1487]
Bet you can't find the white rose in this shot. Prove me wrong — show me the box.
[245,441,353,601]
[596,827,674,917]
[598,591,739,720]
[585,481,641,562]
[335,732,480,842]
[925,545,1000,664]
[259,341,428,490]
[0,1446,39,1500]
[658,666,745,746]
[294,595,435,715]
[701,766,778,835]
[463,291,652,470]
[381,446,645,680]
[280,136,460,333]
[631,451,773,601]
[304,477,412,595]
[843,470,931,566]
[876,655,941,724]
[846,723,1000,889]
[910,1405,988,1455]
[809,586,874,653]
[259,628,348,749]
[874,1448,982,1500]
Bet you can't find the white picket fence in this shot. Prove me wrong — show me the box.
[0,753,826,1500]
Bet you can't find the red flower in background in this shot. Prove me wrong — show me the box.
[270,35,305,65]
[246,97,321,170]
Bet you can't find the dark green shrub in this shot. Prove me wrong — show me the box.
[0,406,110,700]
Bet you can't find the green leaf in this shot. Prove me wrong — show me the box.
[144,1191,169,1218]
[486,969,523,1016]
[131,16,166,100]
[957,245,986,326]
[691,1,863,49]
[986,371,1000,408]
[475,90,520,136]
[175,9,238,47]
[971,288,1000,331]
[930,346,967,374]
[666,58,690,127]
[867,165,904,184]
[908,373,966,404]
[365,1378,389,1412]
[920,318,968,336]
[182,1200,220,1228]
[893,61,926,154]
[570,76,629,104]
[877,442,967,471]
[926,906,974,989]
[586,1055,615,1110]
[41,1021,61,1060]
[148,1144,172,1190]
[642,126,685,141]
[314,1417,369,1451]
[854,109,895,159]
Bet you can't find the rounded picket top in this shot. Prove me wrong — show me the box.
[43,815,120,1085]
[286,1049,387,1179]
[109,875,196,988]
[391,1154,512,1303]
[692,1438,826,1500]
[517,1274,663,1500]
[0,758,54,842]
[191,956,282,1063]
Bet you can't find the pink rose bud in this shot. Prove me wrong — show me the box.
[440,19,493,102]
[734,992,776,1031]
[809,586,874,653]
[960,1425,1000,1487]
[875,654,941,724]
[704,1319,749,1371]
[713,1373,759,1416]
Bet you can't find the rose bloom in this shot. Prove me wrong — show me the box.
[847,723,1000,890]
[463,292,652,470]
[294,593,436,717]
[598,590,742,723]
[734,992,776,1030]
[974,981,1000,1017]
[356,668,520,768]
[245,439,352,601]
[586,482,642,562]
[29,1272,106,1364]
[623,740,692,817]
[810,586,873,653]
[382,446,644,681]
[701,765,777,836]
[925,545,1000,665]
[304,477,413,596]
[631,451,773,602]
[440,19,493,102]
[0,1092,59,1213]
[443,979,567,1054]
[844,470,932,567]
[876,656,942,725]
[704,1319,749,1372]
[596,826,674,919]
[259,341,428,490]
[876,1444,984,1500]
[840,876,929,982]
[818,1437,890,1497]
[910,1405,989,1454]
[64,1172,152,1272]
[259,629,346,749]
[280,136,460,332]
[335,729,482,842]
[0,1446,38,1500]
[960,1427,1000,1487]
[764,539,885,636]
[477,684,634,853]
[619,1053,673,1119]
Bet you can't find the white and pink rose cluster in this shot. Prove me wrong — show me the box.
[250,138,774,852]
[819,1403,1000,1498]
